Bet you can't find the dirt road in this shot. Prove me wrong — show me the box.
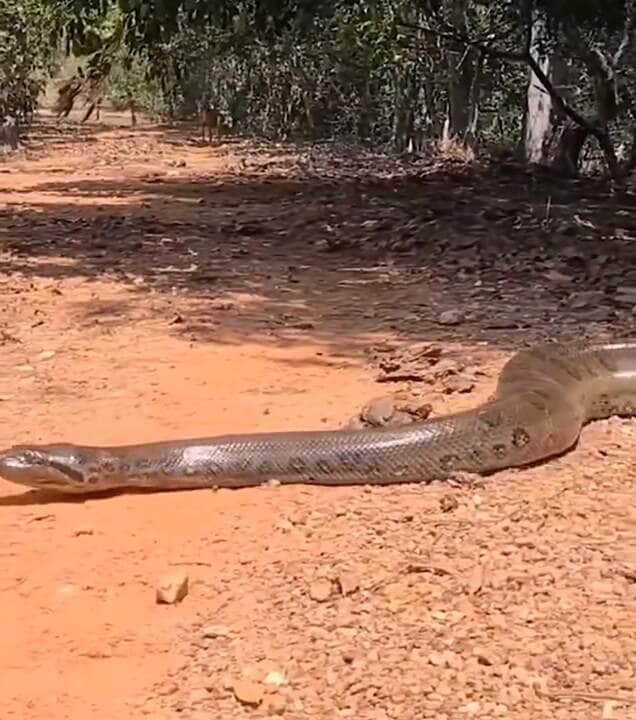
[1,115,634,719]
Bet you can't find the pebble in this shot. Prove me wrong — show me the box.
[72,526,94,537]
[36,349,56,360]
[156,572,189,604]
[309,578,333,602]
[443,375,474,394]
[602,700,619,719]
[188,688,209,704]
[437,309,464,325]
[232,679,264,707]
[265,694,287,715]
[467,564,484,595]
[201,624,230,639]
[459,700,480,714]
[440,494,459,512]
[264,670,287,687]
[336,572,360,596]
[361,396,396,425]
[276,518,294,533]
[157,682,179,696]
[428,651,445,667]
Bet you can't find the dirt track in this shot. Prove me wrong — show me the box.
[0,114,634,719]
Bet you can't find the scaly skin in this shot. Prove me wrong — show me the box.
[0,340,635,494]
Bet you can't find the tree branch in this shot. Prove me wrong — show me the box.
[525,54,596,134]
[399,17,598,135]
[398,19,526,63]
[398,15,624,176]
[613,0,636,67]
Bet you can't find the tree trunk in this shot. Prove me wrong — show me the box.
[464,52,482,147]
[128,94,137,127]
[524,14,590,175]
[553,123,589,176]
[443,0,474,143]
[524,12,553,163]
[0,116,19,150]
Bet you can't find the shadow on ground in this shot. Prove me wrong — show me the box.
[1,119,635,359]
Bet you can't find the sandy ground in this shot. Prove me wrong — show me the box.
[0,113,634,720]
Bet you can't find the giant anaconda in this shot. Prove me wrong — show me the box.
[0,340,634,494]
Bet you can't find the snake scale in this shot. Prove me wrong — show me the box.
[0,340,634,494]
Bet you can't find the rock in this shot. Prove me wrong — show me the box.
[467,564,484,595]
[385,409,417,426]
[232,679,264,707]
[36,350,56,361]
[447,471,483,487]
[156,572,189,604]
[444,650,464,670]
[442,375,474,394]
[265,693,287,715]
[437,309,464,325]
[615,285,636,297]
[72,526,94,537]
[602,700,618,719]
[543,269,572,284]
[361,396,396,426]
[309,578,333,602]
[473,647,500,666]
[188,688,209,704]
[459,700,481,715]
[428,651,445,666]
[264,670,287,687]
[336,572,360,596]
[614,285,636,306]
[275,519,294,533]
[157,682,179,696]
[343,416,366,430]
[432,358,460,378]
[440,494,459,513]
[201,624,230,639]
[569,290,604,309]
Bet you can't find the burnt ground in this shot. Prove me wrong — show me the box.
[0,112,634,720]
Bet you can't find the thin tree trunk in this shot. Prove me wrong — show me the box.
[525,12,553,163]
[0,116,19,150]
[443,0,473,142]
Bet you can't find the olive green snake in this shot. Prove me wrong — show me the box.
[0,340,634,494]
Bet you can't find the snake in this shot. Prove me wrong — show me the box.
[0,340,634,495]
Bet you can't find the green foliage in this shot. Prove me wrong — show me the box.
[0,0,60,120]
[25,0,636,174]
[106,50,165,115]
[146,1,446,142]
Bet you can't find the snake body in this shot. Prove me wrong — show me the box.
[0,340,635,494]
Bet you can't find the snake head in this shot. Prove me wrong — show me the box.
[0,444,92,493]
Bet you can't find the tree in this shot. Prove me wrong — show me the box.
[0,0,59,145]
[402,0,636,180]
[36,0,636,179]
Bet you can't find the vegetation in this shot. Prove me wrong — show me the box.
[0,0,59,123]
[0,0,634,181]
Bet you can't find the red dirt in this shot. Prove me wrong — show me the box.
[0,113,634,720]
